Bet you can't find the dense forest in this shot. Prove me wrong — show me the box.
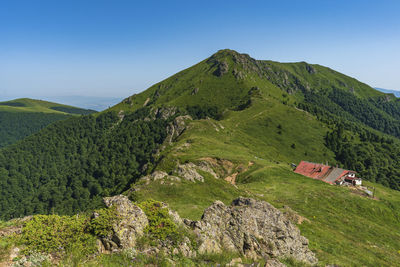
[298,93,400,190]
[0,108,169,220]
[302,88,400,138]
[325,126,400,190]
[49,106,97,115]
[0,112,71,148]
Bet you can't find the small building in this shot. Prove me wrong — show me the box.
[294,161,362,186]
[343,175,362,186]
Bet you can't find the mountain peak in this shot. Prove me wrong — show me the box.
[209,49,251,62]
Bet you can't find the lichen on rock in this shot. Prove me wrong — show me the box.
[185,197,318,265]
[100,195,148,251]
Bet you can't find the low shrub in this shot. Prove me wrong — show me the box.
[138,200,182,244]
[17,214,96,255]
[88,206,118,238]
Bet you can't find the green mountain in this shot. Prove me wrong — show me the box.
[0,98,96,148]
[0,50,399,266]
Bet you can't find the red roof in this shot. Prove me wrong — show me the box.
[294,161,353,184]
[294,161,332,179]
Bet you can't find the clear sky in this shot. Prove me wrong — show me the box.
[1,0,399,100]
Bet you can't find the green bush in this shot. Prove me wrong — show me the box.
[88,207,118,238]
[17,214,96,255]
[138,200,181,244]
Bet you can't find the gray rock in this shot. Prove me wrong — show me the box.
[214,60,229,77]
[166,115,192,144]
[139,171,181,185]
[176,162,204,182]
[155,106,177,120]
[187,197,317,265]
[102,195,148,251]
[197,161,219,179]
[305,64,316,74]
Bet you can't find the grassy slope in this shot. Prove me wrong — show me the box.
[123,50,400,266]
[265,60,384,99]
[1,50,399,266]
[0,98,95,115]
[132,100,400,266]
[110,49,387,114]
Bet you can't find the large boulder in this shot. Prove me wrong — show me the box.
[185,197,317,265]
[100,195,148,251]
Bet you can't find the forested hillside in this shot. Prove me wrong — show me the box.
[0,108,169,219]
[0,98,96,148]
[1,49,400,266]
[0,49,400,220]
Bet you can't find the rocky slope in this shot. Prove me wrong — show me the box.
[2,195,316,266]
[185,197,317,264]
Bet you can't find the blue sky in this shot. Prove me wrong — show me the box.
[1,0,399,100]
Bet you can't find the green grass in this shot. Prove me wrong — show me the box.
[131,163,400,266]
[127,90,400,266]
[131,173,243,220]
[239,166,400,266]
[110,49,385,116]
[1,49,399,266]
[0,98,95,115]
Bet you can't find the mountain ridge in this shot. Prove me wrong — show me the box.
[0,98,97,115]
[0,49,399,266]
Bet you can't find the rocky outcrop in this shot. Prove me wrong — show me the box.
[176,162,204,182]
[155,106,177,120]
[214,60,229,77]
[305,63,316,74]
[166,115,192,143]
[139,171,181,185]
[185,197,317,265]
[94,195,316,265]
[196,160,219,179]
[100,195,148,251]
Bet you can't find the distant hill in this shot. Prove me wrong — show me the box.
[0,98,96,148]
[44,95,124,111]
[0,98,97,114]
[375,87,400,97]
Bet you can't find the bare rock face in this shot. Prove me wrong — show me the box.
[155,106,177,120]
[305,64,316,74]
[214,60,229,77]
[166,115,192,144]
[101,195,148,251]
[139,171,181,185]
[186,197,317,265]
[196,160,219,179]
[176,162,204,182]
